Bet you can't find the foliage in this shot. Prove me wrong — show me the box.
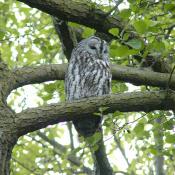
[0,0,175,174]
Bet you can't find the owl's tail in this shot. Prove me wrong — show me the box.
[73,116,114,174]
[73,116,113,175]
[73,116,101,137]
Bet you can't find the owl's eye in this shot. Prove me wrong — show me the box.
[104,49,107,54]
[90,45,96,50]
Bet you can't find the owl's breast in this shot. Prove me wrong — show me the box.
[66,58,111,101]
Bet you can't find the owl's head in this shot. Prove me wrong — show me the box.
[73,36,109,62]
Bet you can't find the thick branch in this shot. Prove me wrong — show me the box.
[15,90,174,136]
[6,64,67,98]
[7,64,175,98]
[111,65,175,89]
[52,18,76,60]
[17,0,124,33]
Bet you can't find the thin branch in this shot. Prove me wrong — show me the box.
[105,0,122,17]
[113,135,130,166]
[36,131,67,152]
[105,113,147,143]
[154,116,165,175]
[167,65,175,89]
[37,131,92,174]
[165,24,175,39]
[67,122,75,150]
[12,157,39,175]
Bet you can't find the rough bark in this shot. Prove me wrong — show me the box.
[17,0,125,34]
[154,118,165,175]
[5,64,175,99]
[0,104,18,175]
[0,142,10,175]
[15,90,174,136]
[7,64,67,96]
[0,139,15,175]
[52,17,80,61]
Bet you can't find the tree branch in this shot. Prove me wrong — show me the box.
[15,90,174,136]
[6,64,175,99]
[113,135,130,167]
[17,0,125,34]
[52,17,77,61]
[36,131,92,174]
[5,64,67,98]
[12,157,38,175]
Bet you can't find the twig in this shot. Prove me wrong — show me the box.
[67,122,75,150]
[166,65,175,89]
[165,24,175,39]
[114,135,130,166]
[105,0,122,17]
[12,157,39,175]
[104,113,147,143]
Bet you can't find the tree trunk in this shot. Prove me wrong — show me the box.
[154,117,165,175]
[0,104,17,175]
[0,134,15,175]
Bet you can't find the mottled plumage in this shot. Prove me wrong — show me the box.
[65,36,111,137]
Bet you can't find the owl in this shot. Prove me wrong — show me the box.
[65,36,111,137]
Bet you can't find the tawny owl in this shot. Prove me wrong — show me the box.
[65,36,111,137]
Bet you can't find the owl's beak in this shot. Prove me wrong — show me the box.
[98,40,104,59]
[98,52,103,60]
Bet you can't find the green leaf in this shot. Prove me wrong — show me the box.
[109,28,119,36]
[33,38,41,44]
[164,4,175,12]
[125,39,143,50]
[91,144,99,152]
[119,9,131,20]
[163,119,174,130]
[110,45,130,57]
[134,123,144,135]
[148,40,165,53]
[0,29,5,40]
[82,27,95,38]
[86,132,102,146]
[133,20,148,34]
[123,33,129,41]
[70,147,82,155]
[166,134,175,143]
[149,146,158,155]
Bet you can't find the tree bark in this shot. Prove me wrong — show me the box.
[15,90,174,136]
[17,0,125,34]
[3,64,175,100]
[0,107,17,175]
[0,138,14,175]
[154,116,165,175]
